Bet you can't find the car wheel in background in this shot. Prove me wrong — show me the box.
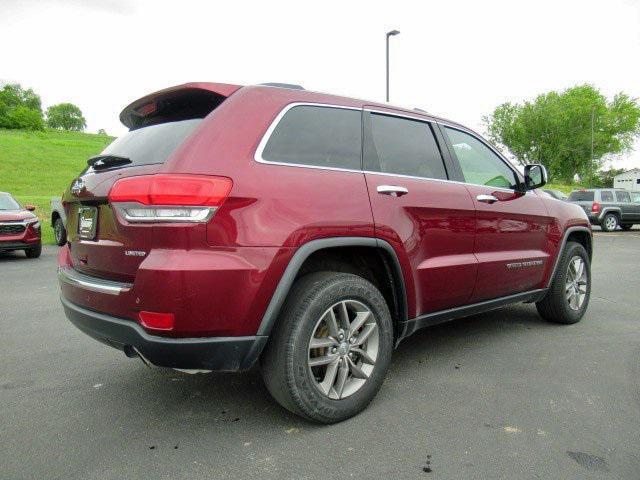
[601,213,619,232]
[25,243,42,259]
[54,218,67,246]
[536,241,590,324]
[260,272,394,424]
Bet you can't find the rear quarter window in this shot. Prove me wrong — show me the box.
[568,191,594,202]
[260,106,362,170]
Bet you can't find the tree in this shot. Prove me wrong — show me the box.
[0,83,44,130]
[594,167,626,188]
[45,103,86,131]
[484,85,640,183]
[97,128,107,135]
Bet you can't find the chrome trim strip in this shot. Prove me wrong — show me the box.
[58,267,132,296]
[253,101,531,195]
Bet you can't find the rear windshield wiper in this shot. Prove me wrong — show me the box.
[88,154,132,170]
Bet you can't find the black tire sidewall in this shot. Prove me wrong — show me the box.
[26,243,42,258]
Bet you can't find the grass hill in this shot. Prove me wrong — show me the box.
[0,128,114,244]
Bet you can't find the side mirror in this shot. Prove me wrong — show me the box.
[25,204,36,212]
[523,164,548,190]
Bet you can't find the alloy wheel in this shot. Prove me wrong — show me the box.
[565,256,588,310]
[605,215,617,231]
[308,299,379,399]
[54,222,63,243]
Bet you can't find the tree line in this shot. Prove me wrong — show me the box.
[484,84,640,185]
[0,83,90,132]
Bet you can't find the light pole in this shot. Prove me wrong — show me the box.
[386,30,400,102]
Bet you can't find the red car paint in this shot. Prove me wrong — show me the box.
[58,82,591,361]
[0,194,41,253]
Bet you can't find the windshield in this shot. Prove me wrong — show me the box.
[92,119,202,170]
[568,191,594,202]
[0,194,20,210]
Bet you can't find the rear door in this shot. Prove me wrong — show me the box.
[440,125,552,301]
[363,109,477,315]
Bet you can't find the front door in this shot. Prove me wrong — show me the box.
[362,109,477,316]
[441,125,553,301]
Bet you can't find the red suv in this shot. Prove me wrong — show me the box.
[0,192,41,258]
[58,82,592,423]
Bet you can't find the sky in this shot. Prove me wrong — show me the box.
[2,0,640,169]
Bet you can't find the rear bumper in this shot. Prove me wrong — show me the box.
[61,296,267,371]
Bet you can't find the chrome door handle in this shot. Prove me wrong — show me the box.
[476,194,499,204]
[377,185,409,197]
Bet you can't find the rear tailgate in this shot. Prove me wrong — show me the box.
[64,84,240,282]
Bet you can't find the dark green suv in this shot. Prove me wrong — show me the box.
[568,188,640,231]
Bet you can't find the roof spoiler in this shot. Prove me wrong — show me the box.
[119,82,242,130]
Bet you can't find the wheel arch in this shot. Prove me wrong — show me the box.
[256,237,408,340]
[600,208,621,221]
[545,226,592,288]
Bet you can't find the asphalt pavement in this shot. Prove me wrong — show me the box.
[2,231,640,479]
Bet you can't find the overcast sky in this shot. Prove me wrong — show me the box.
[2,0,639,169]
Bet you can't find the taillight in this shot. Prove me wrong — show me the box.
[591,202,601,213]
[108,174,232,223]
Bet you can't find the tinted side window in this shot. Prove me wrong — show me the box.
[600,190,614,202]
[616,191,631,203]
[261,106,361,170]
[364,113,447,179]
[444,127,518,189]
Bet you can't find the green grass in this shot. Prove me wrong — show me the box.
[0,128,114,244]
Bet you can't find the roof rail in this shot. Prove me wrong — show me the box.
[413,107,428,113]
[259,83,305,90]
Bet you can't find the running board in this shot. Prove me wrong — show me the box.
[397,288,548,342]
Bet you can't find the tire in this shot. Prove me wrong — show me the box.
[620,224,633,231]
[25,243,42,259]
[53,217,67,246]
[536,241,590,324]
[601,213,619,232]
[260,272,394,424]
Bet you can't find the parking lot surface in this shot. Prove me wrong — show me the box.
[2,231,640,479]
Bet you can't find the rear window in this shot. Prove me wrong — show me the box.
[568,191,594,201]
[96,119,202,168]
[261,106,361,170]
